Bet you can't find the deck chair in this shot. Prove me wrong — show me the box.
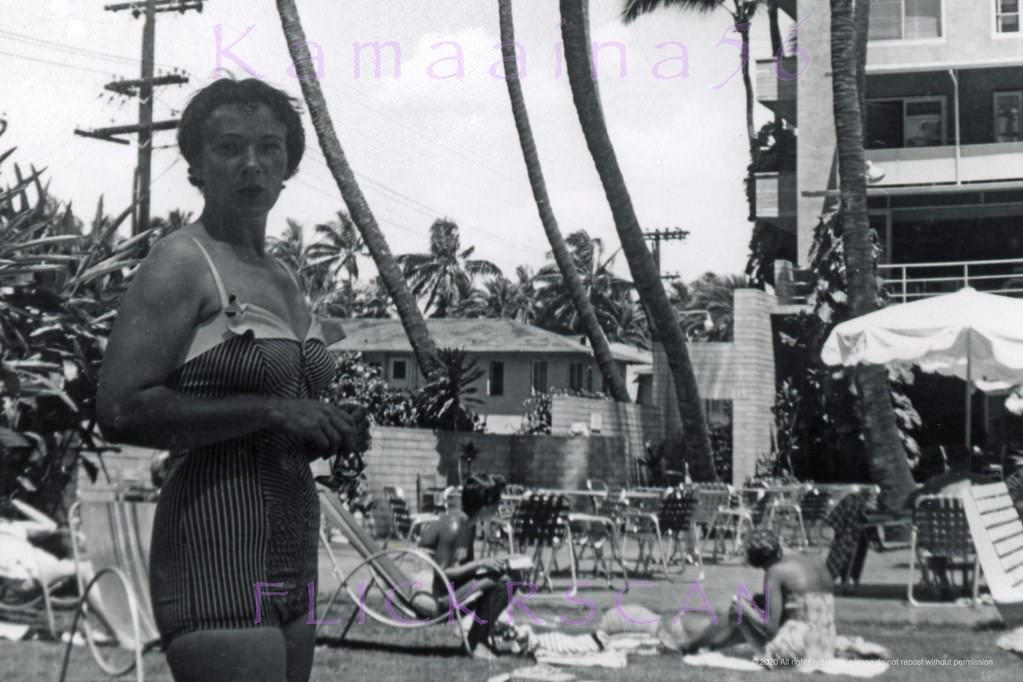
[510,492,574,593]
[59,484,162,682]
[317,486,482,654]
[383,486,438,544]
[565,485,630,592]
[906,495,979,607]
[959,482,1023,625]
[0,500,80,640]
[627,487,700,580]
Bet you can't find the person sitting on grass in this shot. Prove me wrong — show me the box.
[678,529,836,666]
[417,474,524,659]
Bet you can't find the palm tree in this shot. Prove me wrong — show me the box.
[463,274,529,321]
[499,0,630,403]
[534,230,630,337]
[267,219,330,305]
[351,276,394,319]
[560,0,717,480]
[682,273,749,342]
[830,0,914,510]
[604,289,652,349]
[398,219,501,318]
[275,0,442,380]
[307,210,368,317]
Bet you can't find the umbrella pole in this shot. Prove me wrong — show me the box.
[965,335,972,448]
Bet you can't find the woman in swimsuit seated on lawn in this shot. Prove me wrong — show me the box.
[680,528,837,666]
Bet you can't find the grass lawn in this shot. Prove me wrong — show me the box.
[5,610,1018,682]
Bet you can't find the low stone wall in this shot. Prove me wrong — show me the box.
[550,395,662,485]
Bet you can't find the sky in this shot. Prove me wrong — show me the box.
[1,0,782,284]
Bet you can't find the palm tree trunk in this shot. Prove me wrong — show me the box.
[767,0,783,130]
[275,0,442,380]
[499,0,630,403]
[830,0,915,510]
[560,0,717,480]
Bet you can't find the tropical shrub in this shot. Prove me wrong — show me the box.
[518,387,610,436]
[770,211,920,482]
[413,347,485,432]
[0,136,152,522]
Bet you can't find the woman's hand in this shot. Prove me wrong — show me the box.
[268,399,370,459]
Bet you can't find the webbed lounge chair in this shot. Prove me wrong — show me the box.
[59,484,162,682]
[317,486,504,654]
[959,482,1023,625]
[906,494,978,606]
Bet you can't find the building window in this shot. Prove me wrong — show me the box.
[869,0,942,40]
[489,361,504,396]
[569,363,593,392]
[531,361,548,394]
[391,359,407,381]
[994,92,1022,142]
[996,0,1020,33]
[866,97,946,149]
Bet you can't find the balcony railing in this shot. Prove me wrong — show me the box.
[865,141,1023,187]
[879,258,1023,303]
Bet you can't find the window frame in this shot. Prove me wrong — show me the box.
[993,91,1023,143]
[488,361,505,396]
[868,0,945,44]
[390,358,407,381]
[994,0,1022,37]
[531,361,548,394]
[866,95,948,149]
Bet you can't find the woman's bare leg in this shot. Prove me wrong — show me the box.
[282,615,316,682]
[166,627,287,682]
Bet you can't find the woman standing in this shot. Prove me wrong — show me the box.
[97,78,369,682]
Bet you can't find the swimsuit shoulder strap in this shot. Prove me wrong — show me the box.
[188,236,231,308]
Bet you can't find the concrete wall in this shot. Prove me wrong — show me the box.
[549,394,663,485]
[865,0,1023,68]
[649,290,777,484]
[311,425,633,529]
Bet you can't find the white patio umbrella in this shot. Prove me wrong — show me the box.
[821,287,1023,446]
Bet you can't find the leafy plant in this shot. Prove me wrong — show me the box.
[324,352,417,427]
[517,387,610,436]
[1,132,152,521]
[768,210,920,483]
[413,347,484,432]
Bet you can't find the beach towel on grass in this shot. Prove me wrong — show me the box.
[681,635,891,677]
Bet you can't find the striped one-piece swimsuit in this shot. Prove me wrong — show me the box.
[149,237,337,643]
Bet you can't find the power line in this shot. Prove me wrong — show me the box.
[0,28,182,71]
[0,48,121,76]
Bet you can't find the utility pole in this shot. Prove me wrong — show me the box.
[643,227,689,277]
[74,0,204,235]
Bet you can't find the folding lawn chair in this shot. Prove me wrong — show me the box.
[383,486,438,544]
[59,483,162,682]
[959,482,1023,625]
[510,492,574,593]
[906,495,979,607]
[0,499,80,640]
[565,484,630,592]
[626,487,700,580]
[317,486,491,654]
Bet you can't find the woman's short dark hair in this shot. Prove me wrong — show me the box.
[177,78,305,188]
[461,474,505,516]
[744,529,783,568]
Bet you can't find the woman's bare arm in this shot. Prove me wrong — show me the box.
[96,234,357,454]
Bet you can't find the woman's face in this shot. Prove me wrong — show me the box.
[193,102,289,218]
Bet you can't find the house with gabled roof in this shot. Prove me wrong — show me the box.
[329,318,649,433]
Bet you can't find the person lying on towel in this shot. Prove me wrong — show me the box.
[676,529,837,666]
